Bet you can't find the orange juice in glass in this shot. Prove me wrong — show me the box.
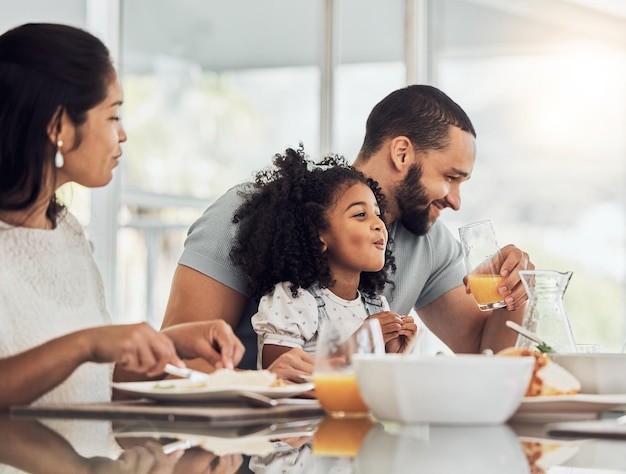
[313,373,369,417]
[313,319,384,418]
[466,274,508,307]
[459,220,508,311]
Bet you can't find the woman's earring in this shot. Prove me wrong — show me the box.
[54,140,64,168]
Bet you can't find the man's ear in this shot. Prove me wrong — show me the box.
[389,136,414,172]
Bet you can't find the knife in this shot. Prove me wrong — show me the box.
[164,363,211,383]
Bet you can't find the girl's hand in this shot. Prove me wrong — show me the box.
[367,311,402,345]
[390,316,418,353]
[368,313,418,353]
[267,347,314,384]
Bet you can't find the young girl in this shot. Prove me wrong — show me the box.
[230,147,417,369]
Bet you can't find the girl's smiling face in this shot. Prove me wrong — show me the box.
[319,181,388,281]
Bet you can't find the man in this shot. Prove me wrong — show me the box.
[161,85,533,379]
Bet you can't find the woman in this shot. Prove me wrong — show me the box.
[0,23,244,411]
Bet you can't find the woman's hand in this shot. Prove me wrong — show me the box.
[162,320,245,370]
[88,323,183,377]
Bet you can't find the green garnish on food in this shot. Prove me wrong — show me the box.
[536,342,555,354]
[153,383,176,389]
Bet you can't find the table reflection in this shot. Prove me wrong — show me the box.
[0,416,172,474]
[0,415,243,474]
[354,422,528,474]
[2,413,626,473]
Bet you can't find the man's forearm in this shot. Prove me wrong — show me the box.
[480,304,526,353]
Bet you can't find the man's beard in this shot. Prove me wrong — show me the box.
[395,163,432,236]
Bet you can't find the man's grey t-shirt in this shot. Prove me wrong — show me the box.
[179,185,466,369]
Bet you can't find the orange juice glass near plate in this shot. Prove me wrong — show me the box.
[313,373,369,417]
[466,274,507,306]
[313,319,384,418]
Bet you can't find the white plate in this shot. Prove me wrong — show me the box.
[112,379,314,402]
[513,394,626,421]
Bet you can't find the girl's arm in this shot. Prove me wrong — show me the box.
[251,284,318,383]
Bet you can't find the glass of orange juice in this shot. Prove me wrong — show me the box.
[313,319,384,418]
[458,220,509,311]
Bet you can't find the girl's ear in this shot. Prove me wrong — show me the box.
[318,233,328,252]
[319,239,328,252]
[389,136,414,173]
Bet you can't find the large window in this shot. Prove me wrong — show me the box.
[334,0,406,160]
[434,0,626,351]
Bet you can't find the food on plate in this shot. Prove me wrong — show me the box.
[154,368,283,390]
[207,369,282,386]
[535,341,555,354]
[497,347,580,396]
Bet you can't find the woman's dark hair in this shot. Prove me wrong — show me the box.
[230,147,395,301]
[358,84,476,161]
[0,23,114,224]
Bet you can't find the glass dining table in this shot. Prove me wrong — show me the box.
[2,398,626,474]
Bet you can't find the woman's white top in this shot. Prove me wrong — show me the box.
[0,211,113,405]
[0,212,120,462]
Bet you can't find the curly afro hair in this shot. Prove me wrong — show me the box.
[230,146,395,301]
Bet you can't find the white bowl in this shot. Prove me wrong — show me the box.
[352,354,534,424]
[549,353,626,394]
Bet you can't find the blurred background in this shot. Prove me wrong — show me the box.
[2,0,625,351]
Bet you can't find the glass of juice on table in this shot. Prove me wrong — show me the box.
[458,220,509,311]
[313,319,385,418]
